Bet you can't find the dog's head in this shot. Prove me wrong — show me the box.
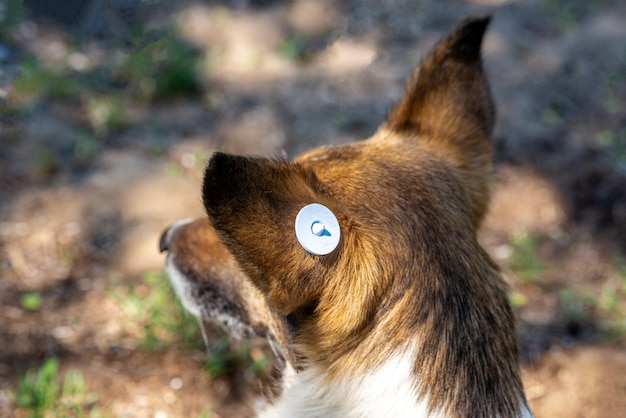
[203,16,496,331]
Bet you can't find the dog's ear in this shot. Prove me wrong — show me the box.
[202,152,332,315]
[386,16,493,151]
[385,16,494,226]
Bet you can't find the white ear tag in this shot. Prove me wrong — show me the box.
[295,203,341,255]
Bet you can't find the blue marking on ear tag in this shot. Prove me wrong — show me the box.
[311,221,331,237]
[295,204,340,255]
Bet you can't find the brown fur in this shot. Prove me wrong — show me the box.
[197,16,527,417]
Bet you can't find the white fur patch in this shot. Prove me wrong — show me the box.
[257,348,534,418]
[258,348,439,418]
[165,254,202,319]
[165,255,258,340]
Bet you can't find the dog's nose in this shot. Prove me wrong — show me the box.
[159,226,172,253]
[159,219,195,253]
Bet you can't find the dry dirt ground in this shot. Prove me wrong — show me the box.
[1,0,626,417]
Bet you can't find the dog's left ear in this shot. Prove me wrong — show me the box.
[202,152,332,315]
[385,16,494,226]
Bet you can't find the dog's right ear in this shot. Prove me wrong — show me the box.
[386,16,493,142]
[384,16,494,226]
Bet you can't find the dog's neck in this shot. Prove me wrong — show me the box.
[284,223,526,417]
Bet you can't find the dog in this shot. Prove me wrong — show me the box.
[160,16,533,418]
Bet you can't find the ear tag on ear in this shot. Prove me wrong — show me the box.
[295,203,340,255]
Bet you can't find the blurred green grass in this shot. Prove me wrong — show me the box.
[15,358,102,418]
[108,271,202,351]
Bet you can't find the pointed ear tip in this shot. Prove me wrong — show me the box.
[457,14,492,40]
[462,14,492,28]
[440,15,492,62]
[203,151,231,190]
[207,150,229,165]
[205,151,241,174]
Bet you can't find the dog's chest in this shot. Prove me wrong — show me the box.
[257,349,438,418]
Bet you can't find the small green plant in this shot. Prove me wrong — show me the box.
[110,271,202,351]
[541,105,562,125]
[508,291,529,308]
[14,358,98,417]
[279,34,307,62]
[20,292,43,311]
[15,358,60,414]
[199,408,213,418]
[598,286,620,314]
[509,232,546,284]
